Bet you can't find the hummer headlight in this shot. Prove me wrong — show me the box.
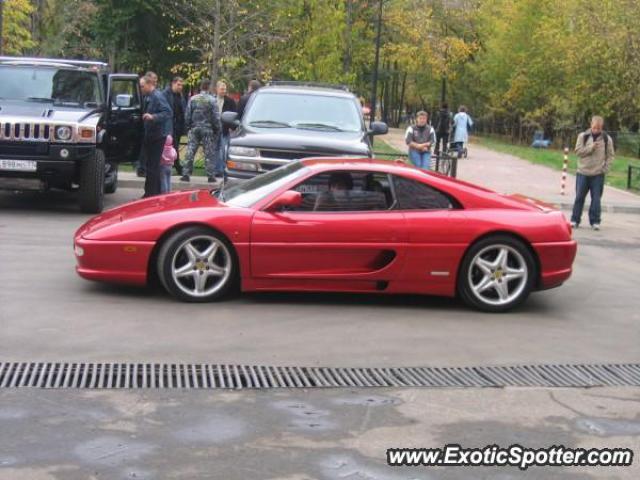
[55,126,73,141]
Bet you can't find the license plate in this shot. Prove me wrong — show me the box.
[0,159,37,172]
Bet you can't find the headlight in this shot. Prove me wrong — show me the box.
[229,146,259,157]
[55,126,73,141]
[74,244,84,257]
[78,126,96,141]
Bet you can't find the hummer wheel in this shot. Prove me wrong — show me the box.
[79,149,105,213]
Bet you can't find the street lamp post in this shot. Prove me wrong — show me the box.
[0,0,4,56]
[369,0,383,128]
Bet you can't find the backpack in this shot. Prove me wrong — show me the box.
[582,130,609,155]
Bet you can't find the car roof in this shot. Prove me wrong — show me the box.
[300,157,426,175]
[257,85,355,99]
[0,56,108,72]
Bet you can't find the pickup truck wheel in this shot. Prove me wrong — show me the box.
[104,162,118,194]
[79,149,105,213]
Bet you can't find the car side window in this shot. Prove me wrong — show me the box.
[109,79,141,109]
[290,171,394,212]
[392,175,454,210]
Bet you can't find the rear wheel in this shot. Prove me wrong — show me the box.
[458,235,536,312]
[156,226,237,302]
[79,149,105,213]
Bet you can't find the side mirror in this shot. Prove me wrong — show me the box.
[115,94,133,108]
[368,121,388,136]
[268,190,302,211]
[221,111,240,127]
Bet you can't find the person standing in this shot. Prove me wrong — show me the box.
[163,76,187,175]
[180,79,220,183]
[237,79,261,120]
[405,111,435,169]
[452,105,473,158]
[214,80,237,179]
[160,135,177,194]
[135,71,160,177]
[140,73,173,198]
[570,116,614,230]
[434,102,452,155]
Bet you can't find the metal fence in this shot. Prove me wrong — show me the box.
[628,166,640,190]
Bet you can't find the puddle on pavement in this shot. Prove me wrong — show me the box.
[174,414,246,443]
[575,417,640,437]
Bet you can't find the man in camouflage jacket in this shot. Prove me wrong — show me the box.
[180,79,221,182]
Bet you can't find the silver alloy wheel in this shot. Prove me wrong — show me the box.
[170,235,232,298]
[467,244,528,307]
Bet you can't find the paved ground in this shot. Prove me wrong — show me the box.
[0,387,638,479]
[1,147,640,479]
[1,187,639,367]
[383,129,640,213]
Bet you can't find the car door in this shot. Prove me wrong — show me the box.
[391,174,468,295]
[105,74,143,163]
[250,170,408,290]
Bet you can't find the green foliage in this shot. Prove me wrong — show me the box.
[2,0,35,55]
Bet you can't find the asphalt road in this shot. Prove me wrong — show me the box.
[1,387,639,479]
[1,187,639,367]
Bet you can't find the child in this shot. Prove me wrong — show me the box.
[160,135,177,193]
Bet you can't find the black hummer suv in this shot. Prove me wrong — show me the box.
[0,57,143,213]
[221,82,388,178]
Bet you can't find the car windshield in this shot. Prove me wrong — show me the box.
[220,162,309,208]
[0,65,102,107]
[245,92,363,133]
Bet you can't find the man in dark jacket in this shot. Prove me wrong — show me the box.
[163,76,187,175]
[139,73,173,197]
[434,102,452,155]
[237,79,261,120]
[214,80,237,178]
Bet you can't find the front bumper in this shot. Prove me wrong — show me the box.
[74,237,154,286]
[0,143,96,186]
[532,240,578,290]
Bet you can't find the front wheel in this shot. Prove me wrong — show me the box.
[156,227,237,302]
[78,149,105,213]
[458,235,536,312]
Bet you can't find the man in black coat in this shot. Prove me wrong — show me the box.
[237,79,261,120]
[213,80,237,178]
[163,76,188,175]
[139,73,173,198]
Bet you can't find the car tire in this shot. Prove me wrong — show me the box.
[458,235,536,313]
[156,226,238,302]
[104,162,118,194]
[79,149,105,213]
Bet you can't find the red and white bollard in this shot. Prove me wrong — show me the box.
[561,147,569,195]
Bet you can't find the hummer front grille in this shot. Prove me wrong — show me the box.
[0,121,53,142]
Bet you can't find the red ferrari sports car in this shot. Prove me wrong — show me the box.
[74,158,577,312]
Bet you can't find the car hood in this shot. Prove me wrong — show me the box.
[0,99,99,123]
[231,126,371,155]
[77,189,222,239]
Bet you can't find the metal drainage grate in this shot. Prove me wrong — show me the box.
[0,362,639,390]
